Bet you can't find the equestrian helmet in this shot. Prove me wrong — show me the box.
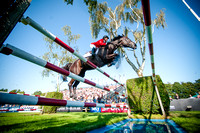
[103,35,109,39]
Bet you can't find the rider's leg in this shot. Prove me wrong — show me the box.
[90,44,97,57]
[92,48,96,57]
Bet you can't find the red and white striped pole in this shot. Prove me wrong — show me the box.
[7,92,42,97]
[0,44,126,98]
[0,92,128,108]
[20,16,125,88]
[141,0,166,116]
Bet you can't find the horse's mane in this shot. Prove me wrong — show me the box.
[111,35,123,41]
[105,35,123,46]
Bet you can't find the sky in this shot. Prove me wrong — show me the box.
[0,0,200,94]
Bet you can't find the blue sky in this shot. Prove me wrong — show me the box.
[0,0,200,94]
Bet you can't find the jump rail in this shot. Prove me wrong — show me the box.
[141,0,166,116]
[0,92,128,108]
[0,108,40,112]
[4,92,43,97]
[20,16,125,88]
[0,44,126,98]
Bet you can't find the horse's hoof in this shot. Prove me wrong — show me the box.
[73,94,77,100]
[70,94,73,98]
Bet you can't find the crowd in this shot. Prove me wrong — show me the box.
[61,85,126,104]
[1,104,20,108]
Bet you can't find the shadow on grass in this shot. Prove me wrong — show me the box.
[31,113,127,133]
[0,113,127,133]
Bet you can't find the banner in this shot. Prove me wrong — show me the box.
[101,108,128,113]
[90,107,101,112]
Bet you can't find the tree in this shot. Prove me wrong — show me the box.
[33,91,42,96]
[0,88,8,92]
[65,0,97,5]
[172,82,183,97]
[9,89,25,94]
[194,79,200,93]
[165,82,173,96]
[181,82,196,97]
[88,0,166,77]
[165,79,200,99]
[42,25,80,92]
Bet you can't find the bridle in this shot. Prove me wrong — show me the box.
[117,36,130,47]
[107,36,134,49]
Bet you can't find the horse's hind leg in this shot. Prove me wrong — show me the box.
[68,79,76,98]
[72,80,80,99]
[72,70,86,99]
[68,59,82,99]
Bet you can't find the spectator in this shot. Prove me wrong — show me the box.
[189,94,195,99]
[93,96,96,103]
[174,93,179,100]
[97,95,101,103]
[197,92,200,98]
[169,96,173,101]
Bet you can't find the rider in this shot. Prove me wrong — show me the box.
[86,35,109,57]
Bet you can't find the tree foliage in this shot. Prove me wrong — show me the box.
[165,79,200,99]
[33,91,42,96]
[9,89,25,94]
[0,88,8,92]
[64,0,97,6]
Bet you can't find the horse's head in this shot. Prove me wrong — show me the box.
[112,35,137,50]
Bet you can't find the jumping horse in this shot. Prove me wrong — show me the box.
[62,35,137,99]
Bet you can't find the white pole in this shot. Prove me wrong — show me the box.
[182,0,200,21]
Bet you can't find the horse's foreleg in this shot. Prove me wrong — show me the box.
[106,53,118,59]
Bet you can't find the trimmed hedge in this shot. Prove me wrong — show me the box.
[43,92,63,113]
[126,75,170,115]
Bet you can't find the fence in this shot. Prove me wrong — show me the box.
[0,92,128,108]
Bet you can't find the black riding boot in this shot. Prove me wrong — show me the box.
[92,47,96,57]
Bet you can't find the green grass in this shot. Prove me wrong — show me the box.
[0,111,199,133]
[0,112,128,133]
[169,111,200,133]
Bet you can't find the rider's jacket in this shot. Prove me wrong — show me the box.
[91,39,106,48]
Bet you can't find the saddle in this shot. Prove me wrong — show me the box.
[83,51,92,58]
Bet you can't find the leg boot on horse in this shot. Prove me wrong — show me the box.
[68,79,75,98]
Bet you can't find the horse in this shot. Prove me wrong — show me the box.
[62,35,137,99]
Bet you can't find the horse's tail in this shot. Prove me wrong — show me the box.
[61,63,72,81]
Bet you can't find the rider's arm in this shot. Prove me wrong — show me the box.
[98,39,106,46]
